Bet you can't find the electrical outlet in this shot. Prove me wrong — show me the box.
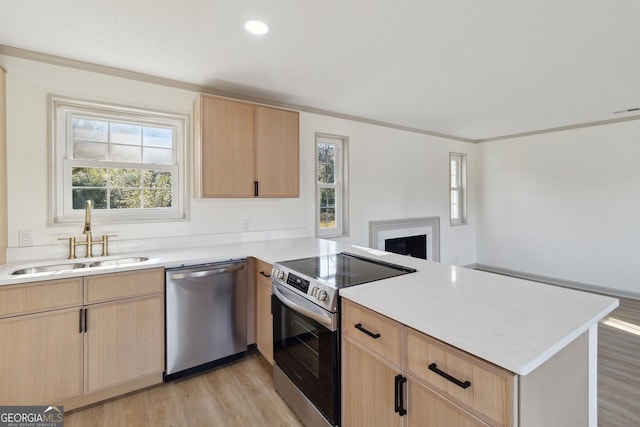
[241,219,250,231]
[19,229,33,247]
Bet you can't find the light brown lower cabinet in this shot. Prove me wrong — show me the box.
[342,299,512,427]
[85,294,164,393]
[0,268,165,410]
[342,299,593,427]
[342,338,403,427]
[407,380,490,427]
[255,258,274,364]
[342,338,490,427]
[0,308,84,404]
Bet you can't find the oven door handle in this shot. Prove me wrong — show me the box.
[272,282,338,331]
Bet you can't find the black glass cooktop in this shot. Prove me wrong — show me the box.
[278,252,416,289]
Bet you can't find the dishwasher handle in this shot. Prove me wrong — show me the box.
[169,263,245,280]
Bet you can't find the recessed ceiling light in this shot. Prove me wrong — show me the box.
[245,20,269,35]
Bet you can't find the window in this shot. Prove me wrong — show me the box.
[50,96,187,224]
[316,133,348,237]
[449,152,467,225]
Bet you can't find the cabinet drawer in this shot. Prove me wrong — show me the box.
[406,328,516,427]
[408,380,491,427]
[342,299,402,367]
[85,268,164,304]
[255,258,273,287]
[0,278,83,318]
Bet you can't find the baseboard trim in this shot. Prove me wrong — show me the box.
[61,372,163,412]
[465,263,640,301]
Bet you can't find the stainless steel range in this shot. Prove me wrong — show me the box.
[271,252,416,427]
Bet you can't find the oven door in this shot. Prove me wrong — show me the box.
[272,281,339,425]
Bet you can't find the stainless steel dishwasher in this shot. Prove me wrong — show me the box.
[164,259,247,380]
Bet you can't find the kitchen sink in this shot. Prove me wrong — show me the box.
[11,256,150,275]
[11,262,88,275]
[87,257,149,267]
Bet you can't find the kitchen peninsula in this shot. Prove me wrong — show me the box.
[0,237,617,426]
[339,250,617,426]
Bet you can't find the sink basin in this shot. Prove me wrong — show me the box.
[11,262,88,275]
[10,256,150,275]
[87,257,149,267]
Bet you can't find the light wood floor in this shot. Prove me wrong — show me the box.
[598,296,640,427]
[65,353,303,427]
[65,297,640,427]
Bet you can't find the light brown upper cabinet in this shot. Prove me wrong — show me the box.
[194,94,299,198]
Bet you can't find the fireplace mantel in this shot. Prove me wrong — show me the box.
[369,217,440,262]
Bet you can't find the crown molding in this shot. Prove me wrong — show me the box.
[0,44,474,143]
[2,44,638,144]
[475,114,640,143]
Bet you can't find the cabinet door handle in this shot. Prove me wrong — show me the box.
[354,323,381,339]
[79,308,84,333]
[254,181,259,197]
[84,308,88,333]
[259,271,271,278]
[394,374,407,416]
[428,363,471,389]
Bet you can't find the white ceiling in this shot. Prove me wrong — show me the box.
[1,0,639,141]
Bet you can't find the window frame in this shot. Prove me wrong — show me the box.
[315,132,349,237]
[49,96,189,225]
[449,152,467,226]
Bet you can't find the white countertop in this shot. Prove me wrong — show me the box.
[338,249,619,375]
[0,237,618,376]
[0,237,342,285]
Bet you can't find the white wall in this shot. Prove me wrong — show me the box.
[301,113,477,266]
[0,54,476,265]
[1,54,311,253]
[476,120,640,296]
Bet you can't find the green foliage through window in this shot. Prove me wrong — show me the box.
[72,167,173,210]
[317,144,335,184]
[52,96,186,223]
[316,135,347,235]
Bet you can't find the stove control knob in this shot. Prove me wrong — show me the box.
[318,290,328,301]
[274,270,285,280]
[311,287,319,297]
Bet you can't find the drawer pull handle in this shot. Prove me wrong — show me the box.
[428,363,471,389]
[354,323,381,339]
[259,271,271,278]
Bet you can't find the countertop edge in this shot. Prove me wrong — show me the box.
[0,237,621,377]
[341,289,619,376]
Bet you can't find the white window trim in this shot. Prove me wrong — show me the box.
[315,132,349,237]
[449,152,467,226]
[49,95,189,225]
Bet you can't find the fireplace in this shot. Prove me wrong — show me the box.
[369,217,440,262]
[385,234,427,259]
